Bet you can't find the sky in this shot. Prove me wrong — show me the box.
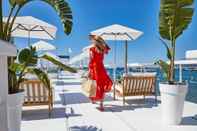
[3,0,197,66]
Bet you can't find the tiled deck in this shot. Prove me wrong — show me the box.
[21,78,197,131]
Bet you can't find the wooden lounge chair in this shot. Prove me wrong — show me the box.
[115,73,157,105]
[20,80,53,116]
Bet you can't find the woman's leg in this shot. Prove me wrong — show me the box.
[99,100,104,111]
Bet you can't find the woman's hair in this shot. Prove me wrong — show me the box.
[89,35,110,54]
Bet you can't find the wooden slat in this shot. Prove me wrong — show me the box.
[37,81,41,102]
[26,82,31,102]
[19,80,53,115]
[126,77,130,95]
[152,78,156,93]
[139,78,144,95]
[42,83,47,101]
[32,82,36,102]
[143,78,147,94]
[133,77,138,95]
[148,78,153,93]
[126,77,130,96]
[118,75,156,97]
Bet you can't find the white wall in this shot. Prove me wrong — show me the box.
[0,56,9,131]
[186,50,197,59]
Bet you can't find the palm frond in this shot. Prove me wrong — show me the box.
[155,60,170,80]
[41,54,77,73]
[0,1,3,38]
[42,0,73,35]
[18,47,37,66]
[9,0,27,6]
[158,37,172,60]
[9,62,24,72]
[8,68,18,93]
[26,67,51,89]
[159,0,194,41]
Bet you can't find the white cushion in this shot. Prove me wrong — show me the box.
[24,74,38,80]
[124,72,156,77]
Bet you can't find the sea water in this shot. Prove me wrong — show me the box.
[107,67,197,104]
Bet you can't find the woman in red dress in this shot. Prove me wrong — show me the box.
[88,35,113,111]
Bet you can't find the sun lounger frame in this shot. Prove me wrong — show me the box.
[20,80,53,116]
[115,75,157,105]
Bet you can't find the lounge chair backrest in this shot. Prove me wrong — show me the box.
[122,76,156,96]
[20,80,52,105]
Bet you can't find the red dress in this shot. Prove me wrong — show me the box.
[89,47,113,101]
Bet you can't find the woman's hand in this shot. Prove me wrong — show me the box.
[88,72,91,79]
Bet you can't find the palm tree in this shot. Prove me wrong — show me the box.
[157,0,194,83]
[0,0,76,93]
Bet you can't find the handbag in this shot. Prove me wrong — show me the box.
[81,78,97,97]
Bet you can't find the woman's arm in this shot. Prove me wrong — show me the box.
[104,45,110,54]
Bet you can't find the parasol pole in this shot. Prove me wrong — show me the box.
[113,34,117,100]
[28,26,31,46]
[125,40,128,74]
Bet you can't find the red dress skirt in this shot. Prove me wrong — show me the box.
[88,47,113,101]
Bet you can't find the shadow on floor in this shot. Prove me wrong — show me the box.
[125,97,160,105]
[104,94,114,102]
[181,115,197,126]
[59,92,115,105]
[70,126,102,131]
[59,92,90,105]
[22,107,82,121]
[104,104,134,112]
[104,98,159,112]
[54,80,81,86]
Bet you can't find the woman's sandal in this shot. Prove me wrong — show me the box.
[91,100,96,104]
[96,106,104,112]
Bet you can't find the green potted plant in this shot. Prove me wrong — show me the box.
[156,0,194,125]
[9,46,76,131]
[0,0,75,131]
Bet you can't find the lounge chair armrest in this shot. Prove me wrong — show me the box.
[49,86,55,102]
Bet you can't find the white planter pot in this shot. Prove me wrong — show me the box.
[8,91,24,131]
[159,83,188,125]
